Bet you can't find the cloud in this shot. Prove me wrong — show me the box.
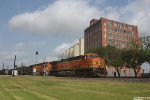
[104,7,120,21]
[0,50,27,68]
[9,0,150,37]
[103,0,150,36]
[52,39,78,57]
[121,0,150,36]
[8,0,101,36]
[28,41,46,46]
[13,42,24,50]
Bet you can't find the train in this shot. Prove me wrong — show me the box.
[0,53,108,77]
[50,53,107,77]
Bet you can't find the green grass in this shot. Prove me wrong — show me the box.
[0,76,150,100]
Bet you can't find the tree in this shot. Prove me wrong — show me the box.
[145,50,150,64]
[94,46,124,77]
[141,36,150,50]
[122,39,146,77]
[141,36,150,64]
[104,46,125,77]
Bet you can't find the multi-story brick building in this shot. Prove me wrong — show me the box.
[84,17,138,53]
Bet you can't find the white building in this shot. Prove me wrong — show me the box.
[64,37,84,58]
[107,66,143,77]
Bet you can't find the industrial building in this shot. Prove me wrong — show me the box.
[84,17,138,53]
[64,38,84,58]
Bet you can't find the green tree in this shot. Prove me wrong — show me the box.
[104,46,125,77]
[122,40,146,77]
[94,46,124,77]
[141,36,150,64]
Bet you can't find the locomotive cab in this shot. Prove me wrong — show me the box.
[83,53,107,77]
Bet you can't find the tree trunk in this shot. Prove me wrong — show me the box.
[115,67,120,77]
[133,68,137,77]
[133,67,140,77]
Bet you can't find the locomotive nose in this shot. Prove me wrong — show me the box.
[91,58,104,68]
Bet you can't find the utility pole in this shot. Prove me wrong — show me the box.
[14,55,16,69]
[2,63,4,75]
[7,65,9,75]
[3,63,4,69]
[36,51,38,65]
[12,55,17,76]
[33,51,38,76]
[21,62,23,76]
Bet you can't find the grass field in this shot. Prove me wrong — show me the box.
[0,76,150,100]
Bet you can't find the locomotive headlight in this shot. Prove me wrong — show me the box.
[96,62,99,64]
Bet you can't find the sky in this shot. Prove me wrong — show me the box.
[0,0,150,71]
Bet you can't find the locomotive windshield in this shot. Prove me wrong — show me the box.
[88,55,99,58]
[84,54,99,59]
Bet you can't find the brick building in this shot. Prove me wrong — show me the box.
[84,17,138,53]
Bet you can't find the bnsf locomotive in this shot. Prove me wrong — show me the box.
[50,53,107,77]
[23,53,107,77]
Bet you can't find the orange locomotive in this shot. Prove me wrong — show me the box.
[50,53,107,77]
[32,62,52,75]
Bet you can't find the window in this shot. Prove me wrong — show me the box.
[118,29,122,33]
[114,22,117,27]
[108,32,112,38]
[114,39,117,45]
[122,44,124,48]
[108,39,114,46]
[108,28,112,33]
[124,30,126,33]
[119,23,123,28]
[108,21,112,27]
[104,28,106,32]
[126,36,128,41]
[128,31,133,36]
[128,25,132,30]
[114,28,117,33]
[113,34,117,39]
[104,33,106,38]
[127,42,128,47]
[123,25,126,29]
[123,36,126,40]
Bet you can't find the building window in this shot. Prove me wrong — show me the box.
[104,28,106,32]
[114,28,117,33]
[128,31,133,36]
[118,29,122,33]
[108,21,112,27]
[108,32,112,39]
[104,33,106,38]
[128,25,132,30]
[122,44,124,48]
[118,23,121,28]
[108,27,112,33]
[124,30,126,33]
[114,22,117,27]
[108,39,114,46]
[113,34,117,39]
[114,39,117,45]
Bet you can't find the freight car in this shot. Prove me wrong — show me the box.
[50,53,107,77]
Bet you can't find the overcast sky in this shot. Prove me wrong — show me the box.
[0,0,150,71]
